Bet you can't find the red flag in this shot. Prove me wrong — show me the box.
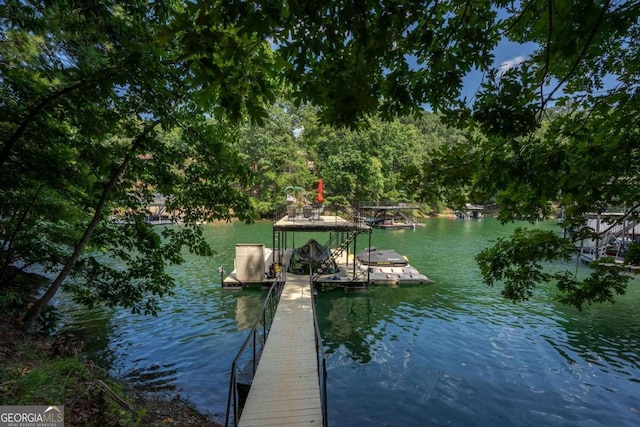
[316,179,324,203]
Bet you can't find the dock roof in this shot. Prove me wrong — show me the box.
[273,215,370,232]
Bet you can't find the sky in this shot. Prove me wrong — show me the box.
[460,39,534,106]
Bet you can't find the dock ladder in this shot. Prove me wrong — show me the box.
[313,205,371,283]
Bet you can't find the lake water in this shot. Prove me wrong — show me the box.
[59,217,640,426]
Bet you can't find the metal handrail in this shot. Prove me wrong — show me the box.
[224,273,285,427]
[309,271,328,426]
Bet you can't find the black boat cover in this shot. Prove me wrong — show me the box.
[292,239,330,267]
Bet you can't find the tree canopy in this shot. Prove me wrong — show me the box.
[1,0,254,328]
[188,0,639,309]
[2,0,639,329]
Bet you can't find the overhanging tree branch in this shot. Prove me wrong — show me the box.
[541,0,611,109]
[0,81,83,170]
[22,118,163,328]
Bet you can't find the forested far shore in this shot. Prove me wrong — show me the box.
[2,0,639,335]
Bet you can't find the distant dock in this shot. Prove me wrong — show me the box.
[360,203,425,229]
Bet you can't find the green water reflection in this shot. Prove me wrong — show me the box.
[59,218,640,426]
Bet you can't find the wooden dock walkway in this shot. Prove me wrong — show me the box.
[238,275,323,426]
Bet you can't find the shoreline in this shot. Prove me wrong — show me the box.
[0,280,221,426]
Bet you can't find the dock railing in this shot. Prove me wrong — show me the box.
[224,273,285,427]
[309,271,328,426]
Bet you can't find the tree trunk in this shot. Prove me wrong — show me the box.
[22,119,162,329]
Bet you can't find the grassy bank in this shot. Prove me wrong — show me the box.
[0,278,220,426]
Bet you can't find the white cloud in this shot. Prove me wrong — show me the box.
[498,55,527,76]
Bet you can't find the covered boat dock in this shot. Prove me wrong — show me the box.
[224,209,374,290]
[360,203,425,229]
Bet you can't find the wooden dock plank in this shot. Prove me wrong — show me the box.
[239,413,323,427]
[239,276,323,427]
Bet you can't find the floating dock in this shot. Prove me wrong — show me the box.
[223,210,372,290]
[223,208,433,289]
